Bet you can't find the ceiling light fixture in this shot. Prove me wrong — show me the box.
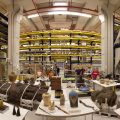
[48,11,92,18]
[51,7,67,11]
[99,14,105,23]
[27,11,92,18]
[28,14,39,18]
[53,2,68,6]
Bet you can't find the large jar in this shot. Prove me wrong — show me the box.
[42,93,51,106]
[69,90,78,107]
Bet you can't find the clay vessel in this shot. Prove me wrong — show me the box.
[69,90,78,107]
[42,93,51,106]
[60,94,65,106]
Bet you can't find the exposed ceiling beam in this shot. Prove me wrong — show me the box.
[24,5,98,15]
[73,2,86,30]
[21,22,31,32]
[24,9,39,31]
[93,21,101,31]
[82,17,91,30]
[25,16,39,31]
[31,0,46,30]
[82,16,100,30]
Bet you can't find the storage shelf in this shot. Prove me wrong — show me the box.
[20,54,101,57]
[20,30,101,66]
[20,37,101,43]
[20,30,101,38]
[20,45,101,50]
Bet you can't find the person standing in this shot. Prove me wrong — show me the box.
[57,67,60,76]
[91,68,100,80]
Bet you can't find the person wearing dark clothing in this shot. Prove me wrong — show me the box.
[75,67,85,76]
[57,67,60,76]
[75,66,85,88]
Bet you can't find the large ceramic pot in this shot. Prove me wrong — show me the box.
[9,72,17,83]
[69,90,78,108]
[42,93,51,106]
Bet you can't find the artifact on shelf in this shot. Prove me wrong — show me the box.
[60,94,65,106]
[91,89,117,107]
[9,72,17,83]
[42,92,51,106]
[69,90,78,108]
[48,101,55,111]
[55,90,63,98]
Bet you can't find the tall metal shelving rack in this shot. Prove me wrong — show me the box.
[113,15,120,78]
[20,30,101,70]
[0,12,8,80]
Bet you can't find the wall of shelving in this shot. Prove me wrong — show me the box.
[20,30,101,70]
[113,16,120,76]
[0,12,8,80]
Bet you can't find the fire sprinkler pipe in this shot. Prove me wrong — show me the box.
[24,9,98,17]
[24,5,98,14]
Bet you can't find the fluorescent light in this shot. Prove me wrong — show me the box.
[53,2,68,6]
[28,14,39,18]
[51,7,67,11]
[48,11,92,18]
[99,14,105,23]
[28,11,92,18]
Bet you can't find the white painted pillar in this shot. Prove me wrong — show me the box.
[8,4,22,75]
[101,5,113,74]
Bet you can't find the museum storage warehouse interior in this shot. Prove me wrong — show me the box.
[1,0,120,120]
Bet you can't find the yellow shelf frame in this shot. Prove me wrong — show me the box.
[20,30,101,38]
[20,37,101,43]
[20,30,101,63]
[20,45,101,50]
[20,54,101,57]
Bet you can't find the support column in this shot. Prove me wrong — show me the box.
[101,4,113,74]
[8,4,22,75]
